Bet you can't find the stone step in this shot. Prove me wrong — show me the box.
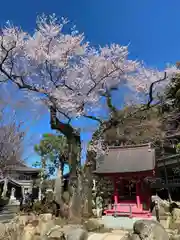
[0,206,17,223]
[1,210,13,215]
[0,213,15,223]
[1,205,19,213]
[0,209,17,215]
[0,212,14,217]
[88,232,128,240]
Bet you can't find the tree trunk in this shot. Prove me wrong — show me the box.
[39,156,46,200]
[2,177,8,198]
[50,106,82,222]
[68,139,82,223]
[38,179,42,201]
[82,162,93,217]
[54,162,64,205]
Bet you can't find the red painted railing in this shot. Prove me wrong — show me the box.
[104,203,151,218]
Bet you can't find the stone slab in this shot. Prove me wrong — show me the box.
[95,216,156,230]
[88,232,128,240]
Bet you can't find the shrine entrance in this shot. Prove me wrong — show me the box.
[94,144,156,218]
[117,179,136,201]
[102,175,152,217]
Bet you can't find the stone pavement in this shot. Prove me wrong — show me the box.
[88,230,129,240]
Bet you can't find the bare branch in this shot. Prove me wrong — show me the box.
[0,108,25,176]
[83,115,103,124]
[50,106,81,143]
[147,72,167,108]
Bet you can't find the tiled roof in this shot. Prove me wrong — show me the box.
[0,177,21,186]
[95,144,155,174]
[6,163,40,172]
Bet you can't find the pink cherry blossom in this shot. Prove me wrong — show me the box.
[0,15,179,158]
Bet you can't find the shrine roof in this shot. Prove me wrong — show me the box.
[0,177,21,186]
[6,162,40,173]
[95,144,155,174]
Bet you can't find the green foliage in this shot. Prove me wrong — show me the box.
[21,200,53,215]
[34,133,68,160]
[101,105,164,145]
[166,73,180,109]
[91,71,180,151]
[31,200,52,214]
[23,198,60,215]
[34,133,68,177]
[176,143,180,153]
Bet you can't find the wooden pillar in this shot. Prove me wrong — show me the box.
[120,178,124,197]
[2,178,8,198]
[21,186,25,204]
[38,187,42,201]
[145,185,151,210]
[113,178,118,204]
[136,180,141,209]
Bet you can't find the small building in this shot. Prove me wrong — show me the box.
[0,162,40,200]
[94,144,156,218]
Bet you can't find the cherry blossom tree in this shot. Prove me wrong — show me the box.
[0,107,24,178]
[0,14,179,219]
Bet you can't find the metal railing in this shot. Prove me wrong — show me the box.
[111,203,132,218]
[162,176,180,184]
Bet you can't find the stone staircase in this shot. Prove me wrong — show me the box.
[0,204,19,223]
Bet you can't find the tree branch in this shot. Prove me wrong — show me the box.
[147,72,167,108]
[83,115,103,124]
[50,106,81,144]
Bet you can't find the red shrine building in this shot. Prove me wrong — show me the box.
[94,144,156,218]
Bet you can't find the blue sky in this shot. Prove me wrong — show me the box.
[1,0,180,168]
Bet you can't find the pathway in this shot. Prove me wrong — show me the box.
[0,204,18,223]
[88,230,129,240]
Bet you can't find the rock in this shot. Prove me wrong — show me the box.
[0,211,89,240]
[36,217,55,237]
[83,219,105,232]
[169,221,180,233]
[21,223,37,240]
[133,219,169,240]
[171,235,180,240]
[46,225,64,239]
[170,208,180,233]
[118,232,139,240]
[160,214,172,229]
[0,223,6,239]
[172,208,180,222]
[0,222,20,240]
[152,199,170,216]
[166,228,178,237]
[13,213,38,226]
[12,213,54,238]
[46,225,88,240]
[130,233,141,240]
[39,213,53,222]
[64,227,88,240]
